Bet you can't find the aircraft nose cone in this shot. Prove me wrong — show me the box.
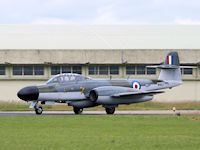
[17,86,39,101]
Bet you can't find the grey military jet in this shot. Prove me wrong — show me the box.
[17,52,182,115]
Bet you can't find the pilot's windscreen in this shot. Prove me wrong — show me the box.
[49,78,58,84]
[58,76,64,82]
[47,76,61,84]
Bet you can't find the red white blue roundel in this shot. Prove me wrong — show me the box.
[132,81,141,90]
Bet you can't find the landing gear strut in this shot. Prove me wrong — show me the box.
[34,105,43,115]
[105,107,115,115]
[73,107,83,115]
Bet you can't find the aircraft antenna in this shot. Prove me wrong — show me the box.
[127,75,130,80]
[110,75,112,80]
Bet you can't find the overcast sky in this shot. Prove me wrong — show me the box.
[0,0,200,25]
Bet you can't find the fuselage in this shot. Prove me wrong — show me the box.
[36,79,154,102]
[17,73,181,106]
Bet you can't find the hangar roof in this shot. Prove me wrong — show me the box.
[0,25,200,49]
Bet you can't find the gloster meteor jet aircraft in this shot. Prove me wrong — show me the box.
[17,52,182,115]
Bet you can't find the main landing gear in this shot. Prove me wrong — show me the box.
[73,107,83,115]
[72,107,115,115]
[105,107,115,115]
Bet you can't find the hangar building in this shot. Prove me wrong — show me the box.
[0,25,199,102]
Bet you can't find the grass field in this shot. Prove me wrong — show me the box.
[1,101,200,111]
[0,115,200,150]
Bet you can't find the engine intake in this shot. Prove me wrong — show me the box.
[89,90,98,102]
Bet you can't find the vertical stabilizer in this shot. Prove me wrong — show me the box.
[158,52,182,82]
[164,52,180,66]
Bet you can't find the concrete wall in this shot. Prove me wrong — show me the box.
[154,81,200,102]
[0,80,43,103]
[0,49,199,64]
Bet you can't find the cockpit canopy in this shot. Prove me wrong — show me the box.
[46,73,91,84]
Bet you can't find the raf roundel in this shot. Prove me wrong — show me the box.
[132,81,141,90]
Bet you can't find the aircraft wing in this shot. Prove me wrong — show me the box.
[112,90,164,98]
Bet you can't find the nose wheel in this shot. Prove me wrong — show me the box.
[34,106,43,115]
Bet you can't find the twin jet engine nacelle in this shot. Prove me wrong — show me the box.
[88,86,142,102]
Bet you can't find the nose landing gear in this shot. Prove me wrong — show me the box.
[34,106,43,115]
[29,101,43,115]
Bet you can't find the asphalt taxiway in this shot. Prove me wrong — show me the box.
[0,110,200,116]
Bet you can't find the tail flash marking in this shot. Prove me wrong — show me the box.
[166,55,173,65]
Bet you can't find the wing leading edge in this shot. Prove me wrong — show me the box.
[112,90,164,98]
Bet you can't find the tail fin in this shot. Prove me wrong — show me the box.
[163,51,180,67]
[158,52,182,82]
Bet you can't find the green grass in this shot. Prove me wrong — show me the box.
[0,115,200,150]
[1,101,200,111]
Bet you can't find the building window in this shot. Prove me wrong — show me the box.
[34,66,44,75]
[110,66,119,75]
[136,66,145,75]
[24,66,33,75]
[13,65,44,76]
[126,65,157,75]
[99,66,109,75]
[0,66,5,75]
[147,68,156,75]
[51,66,61,75]
[51,65,82,75]
[126,66,135,75]
[89,66,98,75]
[62,66,71,73]
[183,68,193,75]
[89,65,119,75]
[199,68,200,75]
[72,66,82,74]
[13,66,23,75]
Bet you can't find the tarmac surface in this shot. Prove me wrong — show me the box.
[0,110,200,116]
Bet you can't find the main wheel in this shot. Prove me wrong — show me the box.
[73,107,83,115]
[105,107,115,115]
[35,106,43,115]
